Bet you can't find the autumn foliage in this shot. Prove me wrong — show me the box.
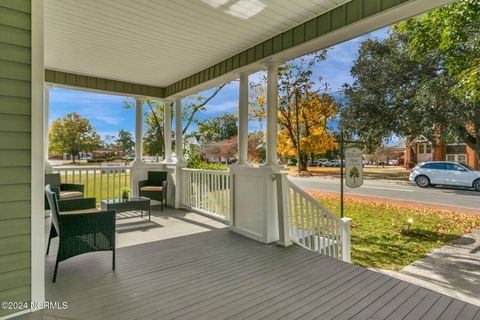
[250,53,339,171]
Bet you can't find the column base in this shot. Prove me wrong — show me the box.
[164,162,185,209]
[230,165,281,244]
[276,240,293,248]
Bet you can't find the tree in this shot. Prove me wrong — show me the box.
[197,113,238,143]
[365,145,396,167]
[182,84,227,135]
[123,85,227,158]
[341,32,443,151]
[116,129,134,154]
[250,52,339,172]
[247,131,265,163]
[349,166,360,183]
[396,0,480,163]
[341,23,480,161]
[49,112,101,162]
[396,0,480,103]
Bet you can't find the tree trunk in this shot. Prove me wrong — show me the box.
[297,153,307,171]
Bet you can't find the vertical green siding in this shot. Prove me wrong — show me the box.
[44,69,165,98]
[0,0,32,317]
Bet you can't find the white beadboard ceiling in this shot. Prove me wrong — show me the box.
[44,0,351,87]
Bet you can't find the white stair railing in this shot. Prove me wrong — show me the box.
[52,165,131,203]
[276,173,351,262]
[181,168,232,223]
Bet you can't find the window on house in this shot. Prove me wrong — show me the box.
[446,155,455,161]
[458,155,466,164]
[426,144,432,153]
[418,144,425,154]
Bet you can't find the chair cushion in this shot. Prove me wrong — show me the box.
[60,191,83,199]
[140,186,163,192]
[60,208,100,215]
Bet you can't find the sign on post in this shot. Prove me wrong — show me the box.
[345,147,363,188]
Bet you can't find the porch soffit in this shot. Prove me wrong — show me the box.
[45,0,352,87]
[44,0,456,99]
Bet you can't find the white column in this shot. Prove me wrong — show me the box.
[44,84,52,173]
[266,62,279,165]
[164,100,172,162]
[134,97,143,163]
[238,72,249,165]
[175,97,184,163]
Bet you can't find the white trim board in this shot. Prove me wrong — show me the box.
[31,0,46,312]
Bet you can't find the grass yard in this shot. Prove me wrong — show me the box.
[309,192,480,270]
[59,171,131,202]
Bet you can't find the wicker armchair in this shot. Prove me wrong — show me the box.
[138,171,168,210]
[45,185,116,282]
[45,173,84,210]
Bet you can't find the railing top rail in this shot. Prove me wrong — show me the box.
[287,177,345,224]
[181,168,230,175]
[52,165,132,170]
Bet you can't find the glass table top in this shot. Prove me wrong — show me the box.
[101,197,149,204]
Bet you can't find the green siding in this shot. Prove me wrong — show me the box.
[164,0,411,96]
[0,0,31,317]
[44,69,165,98]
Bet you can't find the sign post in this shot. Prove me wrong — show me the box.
[340,130,364,218]
[345,147,363,188]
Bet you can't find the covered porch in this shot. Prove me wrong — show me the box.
[3,0,478,319]
[25,205,480,320]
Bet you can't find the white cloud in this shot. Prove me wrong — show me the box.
[204,100,238,114]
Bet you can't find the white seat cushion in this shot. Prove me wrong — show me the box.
[140,186,163,192]
[60,191,83,199]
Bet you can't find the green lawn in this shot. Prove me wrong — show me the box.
[60,171,131,202]
[308,193,480,270]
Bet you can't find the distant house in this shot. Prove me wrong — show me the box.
[403,135,478,169]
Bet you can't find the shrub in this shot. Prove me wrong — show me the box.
[186,159,228,171]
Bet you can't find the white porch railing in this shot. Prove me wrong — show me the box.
[276,173,351,262]
[181,168,232,223]
[52,165,131,202]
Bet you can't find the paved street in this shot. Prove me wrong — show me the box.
[290,176,480,211]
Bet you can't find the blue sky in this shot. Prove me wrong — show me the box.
[49,26,390,140]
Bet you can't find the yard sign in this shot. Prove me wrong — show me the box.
[345,147,363,188]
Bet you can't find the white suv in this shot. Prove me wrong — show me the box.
[409,161,480,191]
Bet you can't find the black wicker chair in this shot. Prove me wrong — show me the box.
[138,171,168,210]
[45,173,84,210]
[45,185,116,282]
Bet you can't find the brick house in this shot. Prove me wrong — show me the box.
[404,135,479,169]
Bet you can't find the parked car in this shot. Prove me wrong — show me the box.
[330,160,344,167]
[409,161,480,191]
[316,159,330,167]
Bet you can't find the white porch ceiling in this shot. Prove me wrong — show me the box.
[44,0,351,87]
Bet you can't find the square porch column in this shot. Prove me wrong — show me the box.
[165,97,185,209]
[231,62,281,244]
[130,97,171,202]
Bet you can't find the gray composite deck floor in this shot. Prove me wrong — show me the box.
[28,208,480,320]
